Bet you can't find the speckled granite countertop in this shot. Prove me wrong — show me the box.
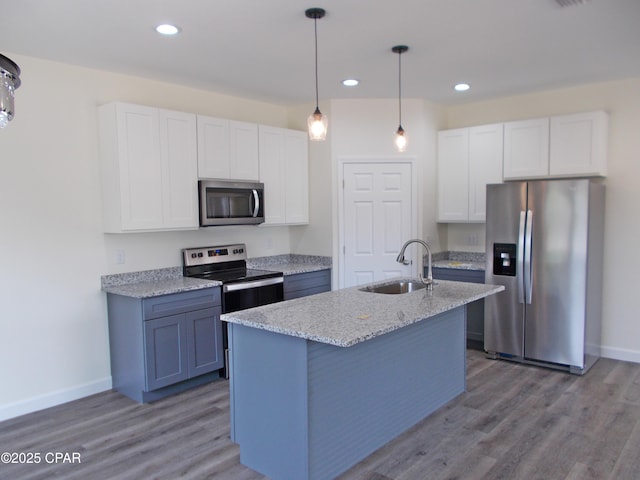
[101,255,331,299]
[431,251,485,271]
[221,278,503,347]
[101,267,221,298]
[247,254,331,275]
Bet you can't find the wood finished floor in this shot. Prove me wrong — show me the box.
[1,349,640,480]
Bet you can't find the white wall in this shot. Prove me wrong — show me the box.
[443,77,640,363]
[0,53,299,421]
[288,103,334,257]
[327,98,447,280]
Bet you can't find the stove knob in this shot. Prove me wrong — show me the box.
[239,248,244,253]
[198,252,203,257]
[191,253,197,259]
[233,249,238,254]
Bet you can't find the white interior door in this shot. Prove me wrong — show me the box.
[342,162,414,287]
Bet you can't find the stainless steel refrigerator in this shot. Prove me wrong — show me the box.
[484,179,605,374]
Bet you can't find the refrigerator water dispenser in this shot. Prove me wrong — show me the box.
[493,243,516,276]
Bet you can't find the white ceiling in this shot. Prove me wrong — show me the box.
[2,0,640,106]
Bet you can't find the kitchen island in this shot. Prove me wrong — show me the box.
[222,278,503,480]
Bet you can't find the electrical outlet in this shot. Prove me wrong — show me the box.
[114,249,125,265]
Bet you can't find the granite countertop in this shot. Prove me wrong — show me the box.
[431,251,486,271]
[221,278,503,347]
[247,253,331,275]
[101,254,331,299]
[101,267,221,299]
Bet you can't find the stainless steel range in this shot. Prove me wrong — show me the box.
[183,244,284,376]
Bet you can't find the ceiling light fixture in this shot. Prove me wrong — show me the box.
[305,7,328,141]
[0,53,21,129]
[342,79,359,87]
[156,24,180,35]
[454,83,470,92]
[392,45,409,152]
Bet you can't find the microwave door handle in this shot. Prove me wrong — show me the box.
[251,189,260,218]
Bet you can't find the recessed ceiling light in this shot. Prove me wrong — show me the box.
[342,79,359,87]
[156,24,181,35]
[454,83,470,92]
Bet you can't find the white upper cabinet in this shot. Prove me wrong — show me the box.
[229,121,260,180]
[283,129,310,224]
[98,102,198,233]
[549,111,608,177]
[159,110,199,229]
[437,124,503,223]
[468,124,504,221]
[503,111,608,180]
[437,128,469,222]
[259,125,309,225]
[503,117,550,180]
[197,115,259,181]
[196,116,229,178]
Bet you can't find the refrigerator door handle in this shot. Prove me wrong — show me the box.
[517,210,526,304]
[524,210,533,304]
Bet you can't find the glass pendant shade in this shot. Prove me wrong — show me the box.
[0,54,21,129]
[0,80,14,128]
[394,125,408,152]
[308,107,328,141]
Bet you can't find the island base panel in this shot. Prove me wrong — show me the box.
[228,306,466,480]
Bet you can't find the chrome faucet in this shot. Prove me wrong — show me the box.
[396,239,434,289]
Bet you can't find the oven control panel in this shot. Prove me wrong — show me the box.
[182,244,247,267]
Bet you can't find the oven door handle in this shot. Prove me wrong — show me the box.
[223,276,283,293]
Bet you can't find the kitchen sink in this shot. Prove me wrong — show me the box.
[359,280,427,295]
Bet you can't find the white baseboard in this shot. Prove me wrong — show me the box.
[0,377,113,423]
[601,345,640,364]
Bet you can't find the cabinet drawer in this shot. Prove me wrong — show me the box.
[143,288,221,320]
[284,270,330,293]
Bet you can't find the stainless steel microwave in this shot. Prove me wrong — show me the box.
[198,179,265,226]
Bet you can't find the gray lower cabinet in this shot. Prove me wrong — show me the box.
[107,287,223,403]
[283,269,331,300]
[432,267,485,346]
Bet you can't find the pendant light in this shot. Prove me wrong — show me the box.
[305,8,328,141]
[392,45,408,152]
[0,53,21,129]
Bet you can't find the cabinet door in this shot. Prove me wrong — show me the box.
[229,121,260,180]
[503,117,549,179]
[468,124,503,222]
[144,314,189,391]
[186,306,224,377]
[159,109,199,229]
[284,129,309,224]
[114,103,164,231]
[432,267,485,344]
[259,125,287,225]
[437,128,469,222]
[549,111,608,177]
[197,115,230,178]
[283,270,331,300]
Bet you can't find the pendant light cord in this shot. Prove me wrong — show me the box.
[313,17,320,110]
[397,50,402,128]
